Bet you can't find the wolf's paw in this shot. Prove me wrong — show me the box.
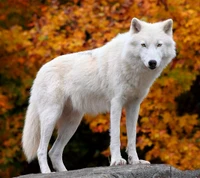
[110,158,127,166]
[131,160,150,164]
[128,156,150,165]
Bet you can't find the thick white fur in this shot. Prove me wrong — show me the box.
[22,18,176,173]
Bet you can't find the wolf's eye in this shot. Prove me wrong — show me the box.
[141,43,146,47]
[157,43,162,47]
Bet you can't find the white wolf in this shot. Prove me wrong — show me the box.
[22,18,176,173]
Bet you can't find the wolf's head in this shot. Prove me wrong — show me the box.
[124,18,176,70]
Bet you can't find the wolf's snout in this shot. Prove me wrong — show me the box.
[148,60,157,70]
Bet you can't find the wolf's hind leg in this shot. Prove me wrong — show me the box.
[49,109,83,172]
[37,105,62,173]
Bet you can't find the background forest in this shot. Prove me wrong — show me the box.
[0,0,199,177]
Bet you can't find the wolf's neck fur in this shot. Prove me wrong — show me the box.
[95,32,162,88]
[91,32,160,103]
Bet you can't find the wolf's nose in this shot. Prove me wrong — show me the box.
[148,60,157,70]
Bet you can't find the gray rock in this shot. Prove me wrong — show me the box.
[15,164,200,178]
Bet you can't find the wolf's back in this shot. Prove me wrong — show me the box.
[22,102,40,162]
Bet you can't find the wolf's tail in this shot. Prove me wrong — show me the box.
[22,102,40,162]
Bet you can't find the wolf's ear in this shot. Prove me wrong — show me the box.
[131,18,141,33]
[163,19,173,36]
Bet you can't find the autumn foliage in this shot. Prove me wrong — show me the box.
[0,0,199,177]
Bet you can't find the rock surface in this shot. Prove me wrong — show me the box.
[15,164,200,178]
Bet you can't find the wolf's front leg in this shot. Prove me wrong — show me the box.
[110,98,127,166]
[125,101,150,165]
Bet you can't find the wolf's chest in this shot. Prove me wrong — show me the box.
[120,72,155,101]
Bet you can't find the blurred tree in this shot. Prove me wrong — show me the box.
[0,0,199,177]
